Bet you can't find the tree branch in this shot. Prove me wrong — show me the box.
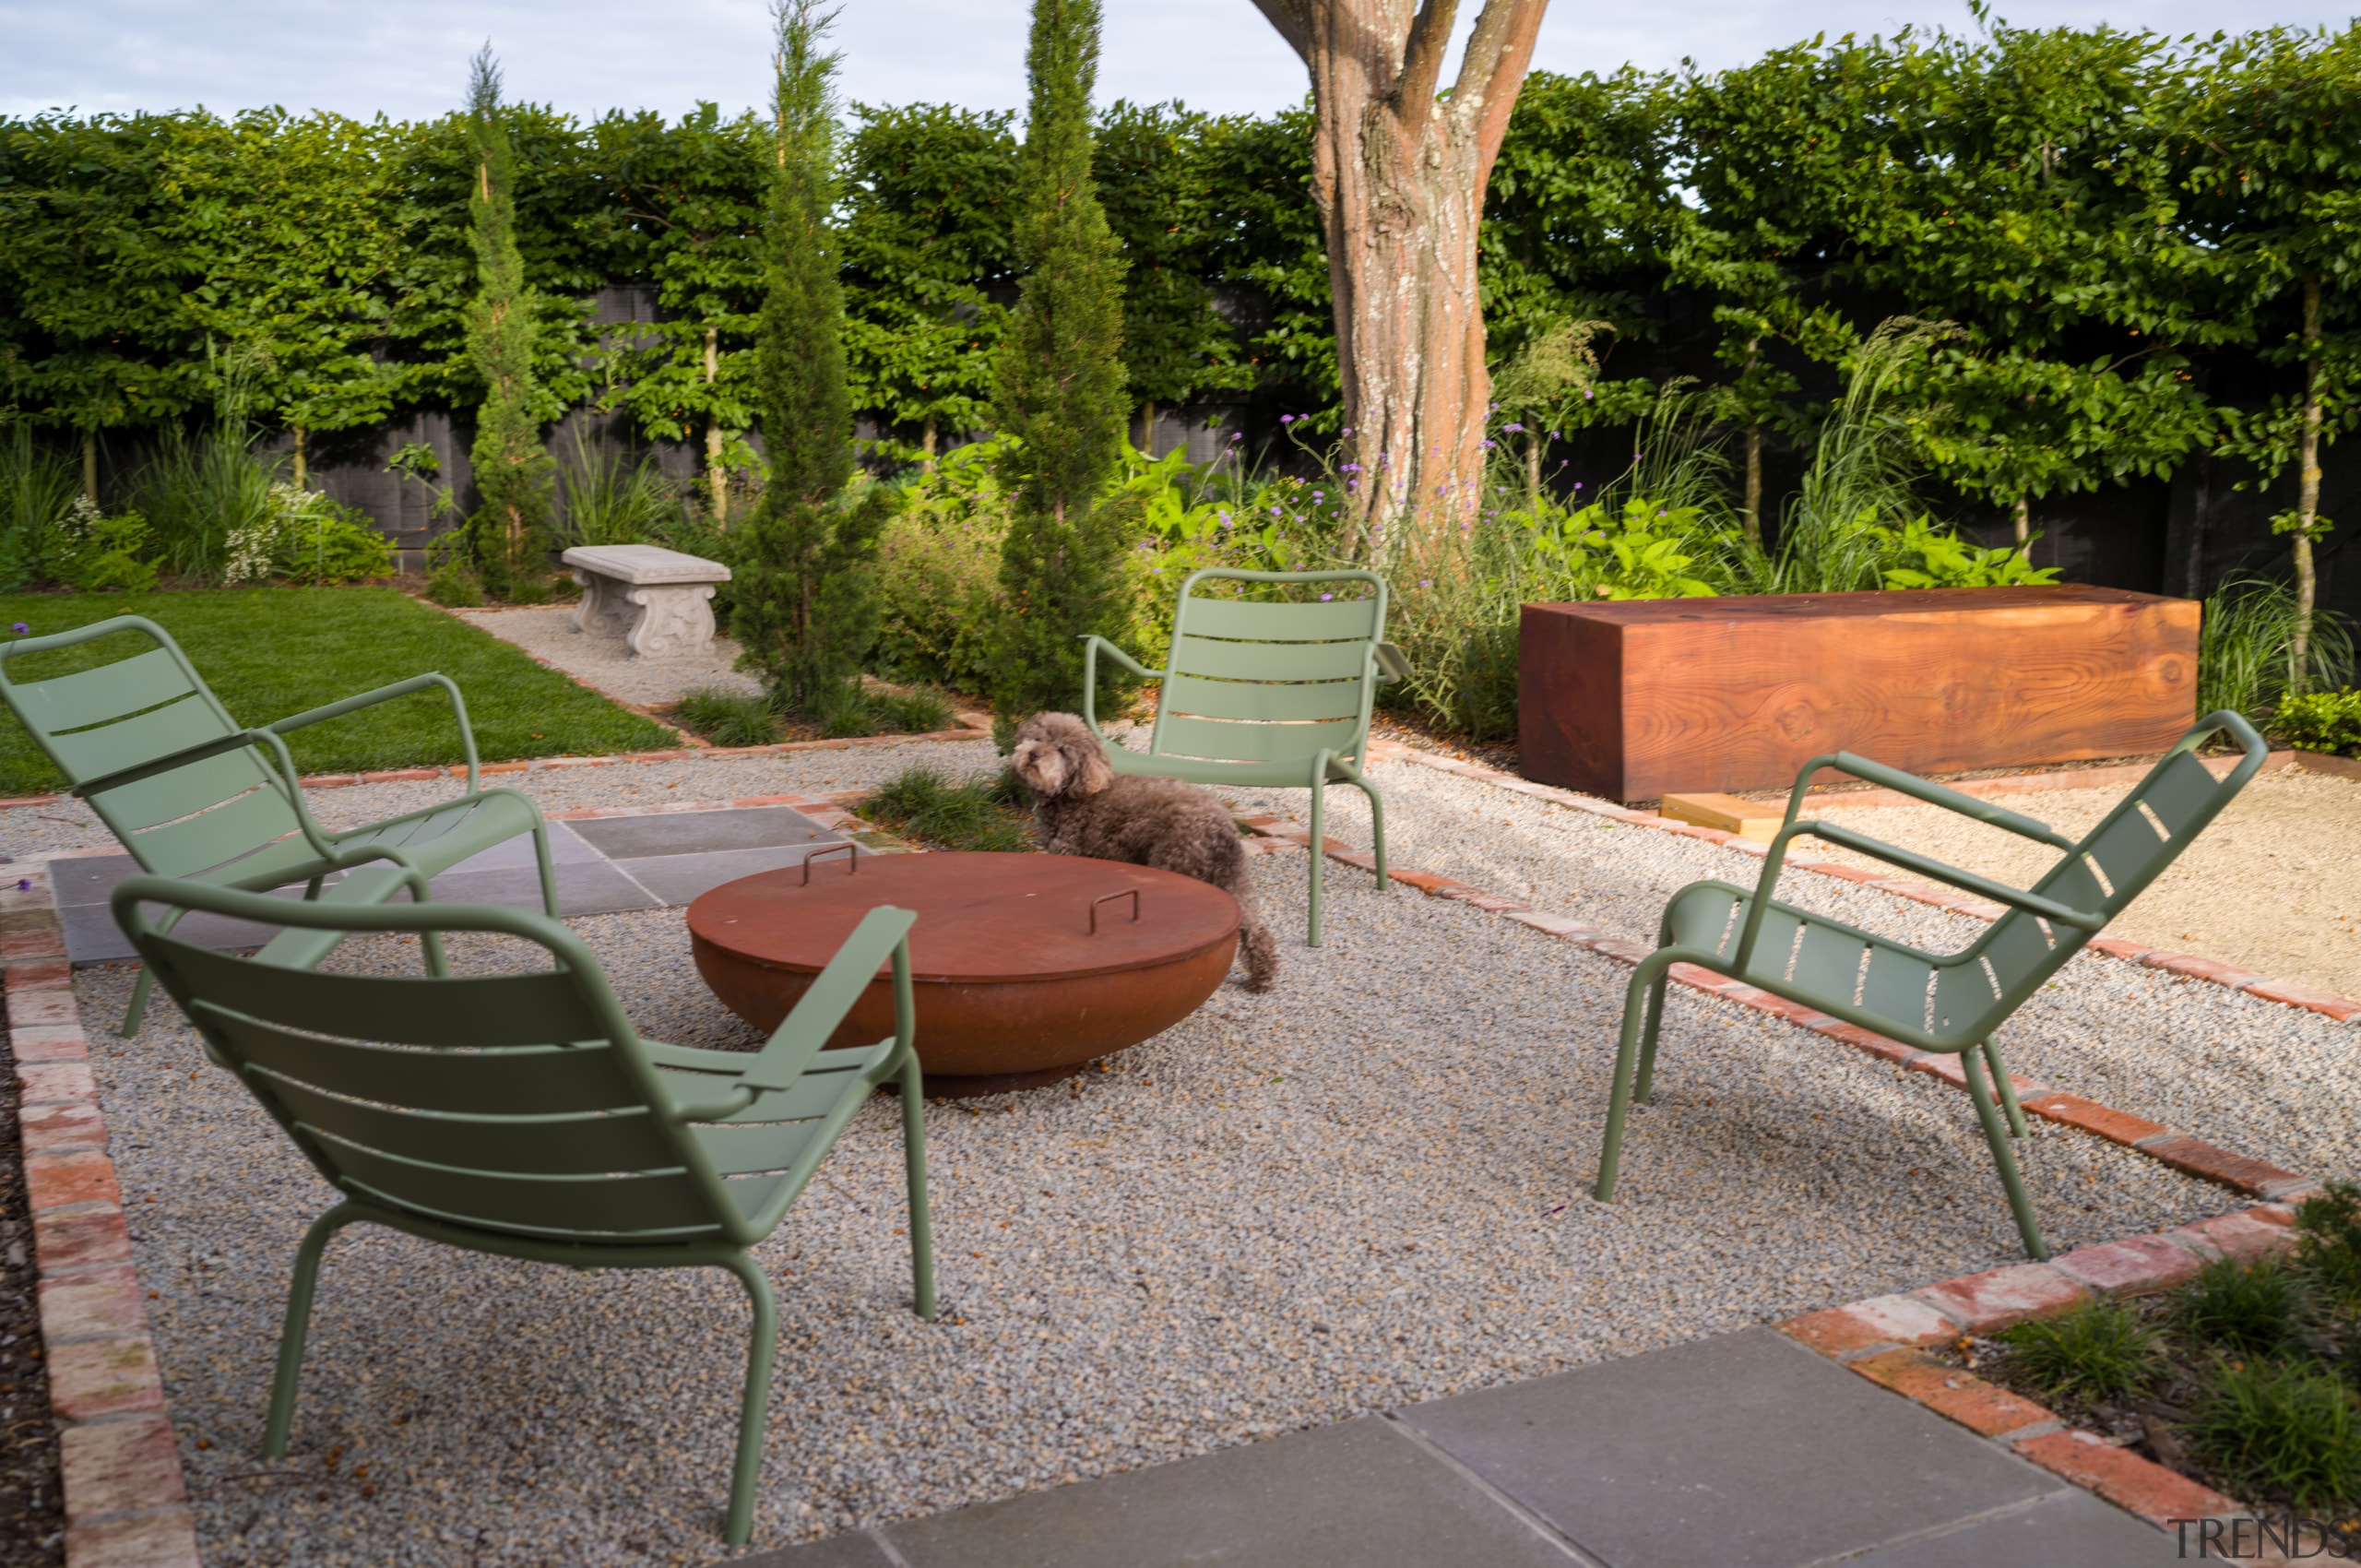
[1397,0,1460,112]
[1453,0,1548,157]
[1248,0,1316,64]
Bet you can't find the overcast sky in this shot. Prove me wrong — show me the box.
[3,0,2355,125]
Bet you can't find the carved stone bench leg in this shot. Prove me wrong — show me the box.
[572,570,636,637]
[623,583,720,659]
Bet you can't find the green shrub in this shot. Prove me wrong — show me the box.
[2201,578,2356,719]
[873,443,1009,691]
[2188,1359,2361,1513]
[673,686,779,746]
[40,498,161,592]
[229,485,395,586]
[2296,1183,2361,1312]
[861,765,1031,851]
[2174,1256,2308,1356]
[872,686,955,733]
[1999,1298,2159,1401]
[2275,688,2361,756]
[426,557,484,608]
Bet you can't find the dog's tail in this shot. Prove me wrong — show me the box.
[1238,908,1279,992]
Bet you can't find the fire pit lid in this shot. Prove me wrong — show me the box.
[685,850,1240,984]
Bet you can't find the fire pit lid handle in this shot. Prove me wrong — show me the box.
[1088,888,1142,932]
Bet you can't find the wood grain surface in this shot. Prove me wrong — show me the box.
[1519,586,2200,801]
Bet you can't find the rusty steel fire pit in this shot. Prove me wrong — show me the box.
[686,849,1240,1097]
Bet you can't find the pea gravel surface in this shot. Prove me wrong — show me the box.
[1216,754,2361,1183]
[86,840,2231,1565]
[450,605,763,710]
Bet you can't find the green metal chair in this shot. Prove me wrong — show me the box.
[0,614,560,1033]
[112,875,935,1547]
[1080,567,1407,944]
[1592,710,2272,1260]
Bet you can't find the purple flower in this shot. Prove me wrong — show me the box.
[1341,463,1362,473]
[1311,491,1323,502]
[1503,422,1525,433]
[1481,440,1497,450]
[8,624,23,636]
[1281,413,1297,423]
[1548,430,1560,440]
[1319,593,1334,600]
[1229,432,1242,442]
[1573,481,1584,490]
[1342,427,1354,436]
[1584,389,1596,400]
[1418,577,1431,588]
[1218,510,1231,523]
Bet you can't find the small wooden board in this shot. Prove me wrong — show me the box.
[1660,791,1783,841]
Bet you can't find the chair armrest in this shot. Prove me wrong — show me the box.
[673,906,919,1121]
[1784,751,2077,853]
[72,725,340,861]
[1778,819,2106,932]
[1079,636,1158,738]
[267,672,481,793]
[1372,642,1412,682]
[70,728,277,800]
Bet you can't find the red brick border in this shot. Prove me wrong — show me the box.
[4,870,200,1567]
[1775,1206,2302,1533]
[1359,739,2361,1027]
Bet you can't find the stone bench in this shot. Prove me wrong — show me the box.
[561,544,732,659]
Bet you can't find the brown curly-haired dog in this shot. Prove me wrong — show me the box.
[1009,711,1278,992]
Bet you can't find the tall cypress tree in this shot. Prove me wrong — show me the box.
[461,45,555,601]
[988,0,1128,743]
[734,0,891,712]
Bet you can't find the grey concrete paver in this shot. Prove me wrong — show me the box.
[1399,1328,2058,1567]
[854,1418,1577,1568]
[765,1329,2177,1568]
[1839,1490,2182,1565]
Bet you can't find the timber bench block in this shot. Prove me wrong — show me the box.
[1520,586,2200,802]
[562,544,732,659]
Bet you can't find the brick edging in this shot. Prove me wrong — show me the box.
[1776,1202,2302,1533]
[5,870,200,1567]
[1359,739,2361,1027]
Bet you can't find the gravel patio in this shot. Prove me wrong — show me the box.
[15,733,2334,1561]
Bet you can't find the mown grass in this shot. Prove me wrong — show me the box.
[0,588,675,794]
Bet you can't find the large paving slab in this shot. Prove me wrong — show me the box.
[48,803,851,962]
[762,1329,2180,1568]
[1397,1328,2065,1567]
[758,1418,1578,1568]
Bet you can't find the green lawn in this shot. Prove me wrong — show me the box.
[0,588,677,795]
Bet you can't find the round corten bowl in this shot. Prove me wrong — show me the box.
[686,850,1240,1096]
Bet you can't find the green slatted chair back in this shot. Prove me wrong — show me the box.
[119,891,752,1249]
[0,616,306,877]
[1934,723,2267,1041]
[1147,569,1389,767]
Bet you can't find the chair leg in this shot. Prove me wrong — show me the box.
[1306,769,1327,948]
[718,1253,779,1548]
[264,1203,363,1459]
[899,1053,937,1322]
[420,930,450,978]
[1983,1039,2029,1138]
[1631,966,1674,1105]
[531,822,561,920]
[1356,775,1388,892]
[1596,953,1673,1203]
[1962,1047,2048,1261]
[122,906,191,1036]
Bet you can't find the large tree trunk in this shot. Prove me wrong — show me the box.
[1252,0,1547,556]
